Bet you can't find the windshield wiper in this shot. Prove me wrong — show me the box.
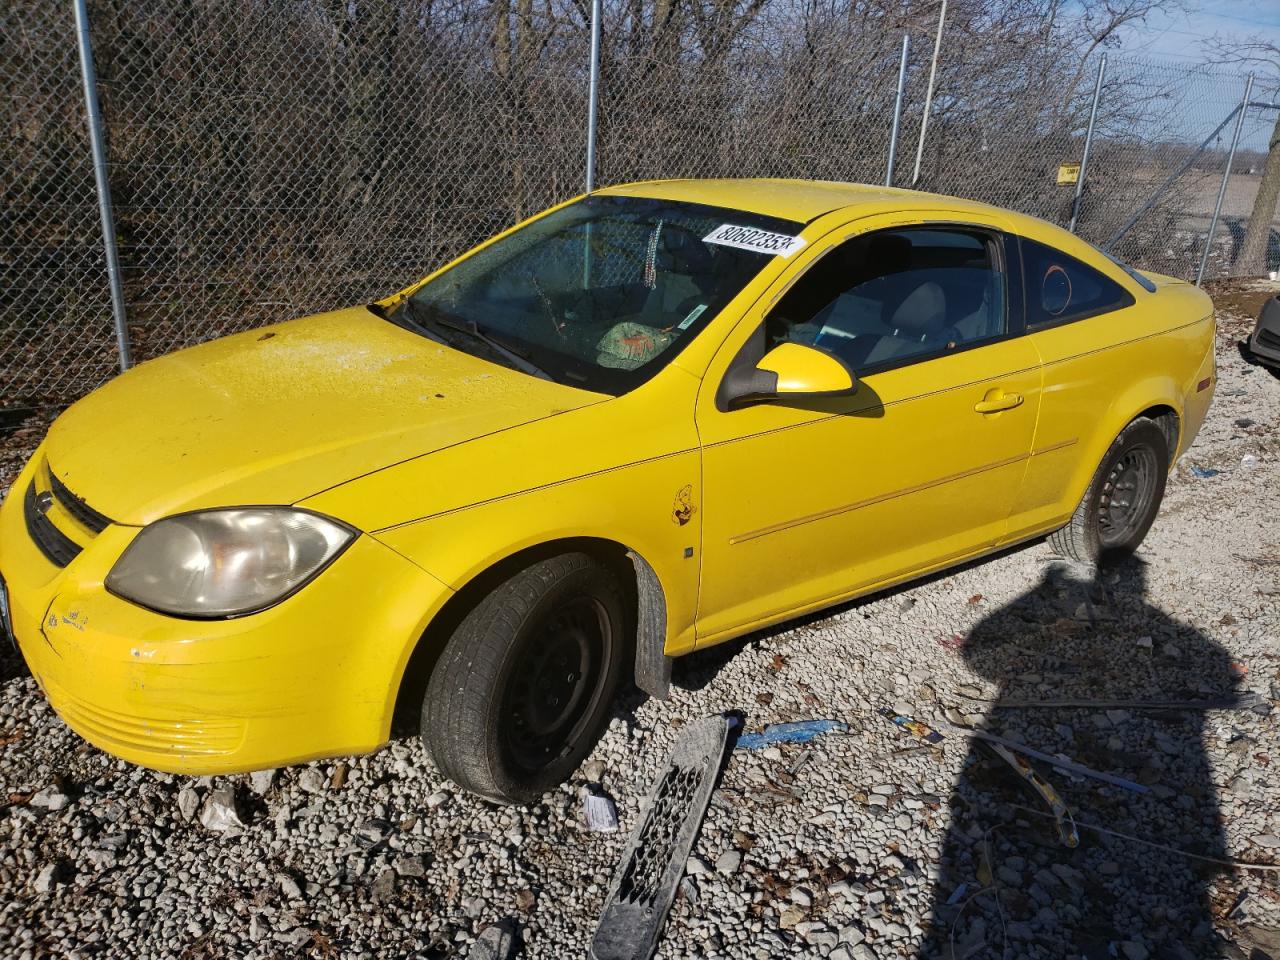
[399,300,551,381]
[373,299,446,345]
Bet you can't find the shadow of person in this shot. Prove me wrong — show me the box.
[917,558,1242,959]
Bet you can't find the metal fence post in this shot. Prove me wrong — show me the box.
[1195,73,1254,286]
[886,34,910,188]
[73,0,131,372]
[1069,53,1106,234]
[584,0,602,194]
[911,0,947,187]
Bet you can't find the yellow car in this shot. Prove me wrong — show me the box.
[0,179,1215,804]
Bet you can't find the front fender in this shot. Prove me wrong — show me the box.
[370,448,703,658]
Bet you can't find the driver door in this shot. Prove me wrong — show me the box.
[693,215,1042,646]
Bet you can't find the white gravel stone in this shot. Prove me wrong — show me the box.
[297,769,326,793]
[715,850,742,873]
[198,787,244,833]
[686,855,711,876]
[249,769,275,795]
[28,786,70,811]
[175,786,200,822]
[32,864,57,893]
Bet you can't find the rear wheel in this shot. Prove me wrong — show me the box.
[1049,418,1169,564]
[421,552,627,805]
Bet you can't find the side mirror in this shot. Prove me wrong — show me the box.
[715,338,859,411]
[757,342,857,396]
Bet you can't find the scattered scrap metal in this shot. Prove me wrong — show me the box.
[938,722,1150,794]
[984,742,1080,848]
[878,707,945,744]
[589,683,1279,960]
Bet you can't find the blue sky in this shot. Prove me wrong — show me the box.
[1108,2,1280,152]
[1117,1,1280,65]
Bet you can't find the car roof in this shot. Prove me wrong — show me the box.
[594,178,1149,297]
[597,178,1010,226]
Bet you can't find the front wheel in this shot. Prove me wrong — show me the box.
[421,552,627,805]
[1049,418,1170,564]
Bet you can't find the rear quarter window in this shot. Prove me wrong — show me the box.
[1021,237,1135,328]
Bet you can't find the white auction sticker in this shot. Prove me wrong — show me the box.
[703,224,806,257]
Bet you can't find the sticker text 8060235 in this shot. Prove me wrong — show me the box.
[703,224,806,257]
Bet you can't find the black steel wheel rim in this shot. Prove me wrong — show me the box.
[1097,444,1158,547]
[502,595,610,771]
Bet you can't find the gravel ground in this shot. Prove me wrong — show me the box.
[2,282,1278,960]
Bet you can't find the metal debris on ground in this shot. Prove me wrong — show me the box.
[1008,803,1280,873]
[1233,551,1280,567]
[985,742,1079,848]
[892,745,936,759]
[590,715,734,960]
[786,748,813,775]
[989,693,1267,711]
[878,707,945,744]
[1229,892,1253,922]
[735,719,848,750]
[942,723,1148,794]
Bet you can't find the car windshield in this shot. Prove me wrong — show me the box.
[396,195,804,395]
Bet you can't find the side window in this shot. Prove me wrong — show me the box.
[765,227,1007,372]
[1020,237,1134,328]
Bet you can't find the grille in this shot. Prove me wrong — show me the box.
[48,472,112,534]
[1258,327,1280,350]
[617,765,701,906]
[24,483,82,567]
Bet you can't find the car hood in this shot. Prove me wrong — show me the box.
[44,307,602,526]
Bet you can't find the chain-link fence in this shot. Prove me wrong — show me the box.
[3,0,1278,408]
[1,0,119,405]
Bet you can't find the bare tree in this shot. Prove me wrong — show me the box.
[1204,36,1280,275]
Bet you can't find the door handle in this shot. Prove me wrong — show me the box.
[974,392,1024,414]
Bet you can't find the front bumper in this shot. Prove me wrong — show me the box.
[0,450,452,774]
[1248,295,1280,368]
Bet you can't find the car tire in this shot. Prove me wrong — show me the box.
[1049,417,1170,564]
[421,552,628,805]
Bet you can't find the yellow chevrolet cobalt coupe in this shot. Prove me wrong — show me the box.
[1,180,1214,803]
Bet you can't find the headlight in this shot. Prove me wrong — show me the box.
[106,508,355,618]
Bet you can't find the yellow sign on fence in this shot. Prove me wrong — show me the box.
[1057,163,1081,185]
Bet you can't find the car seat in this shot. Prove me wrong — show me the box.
[860,279,953,366]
